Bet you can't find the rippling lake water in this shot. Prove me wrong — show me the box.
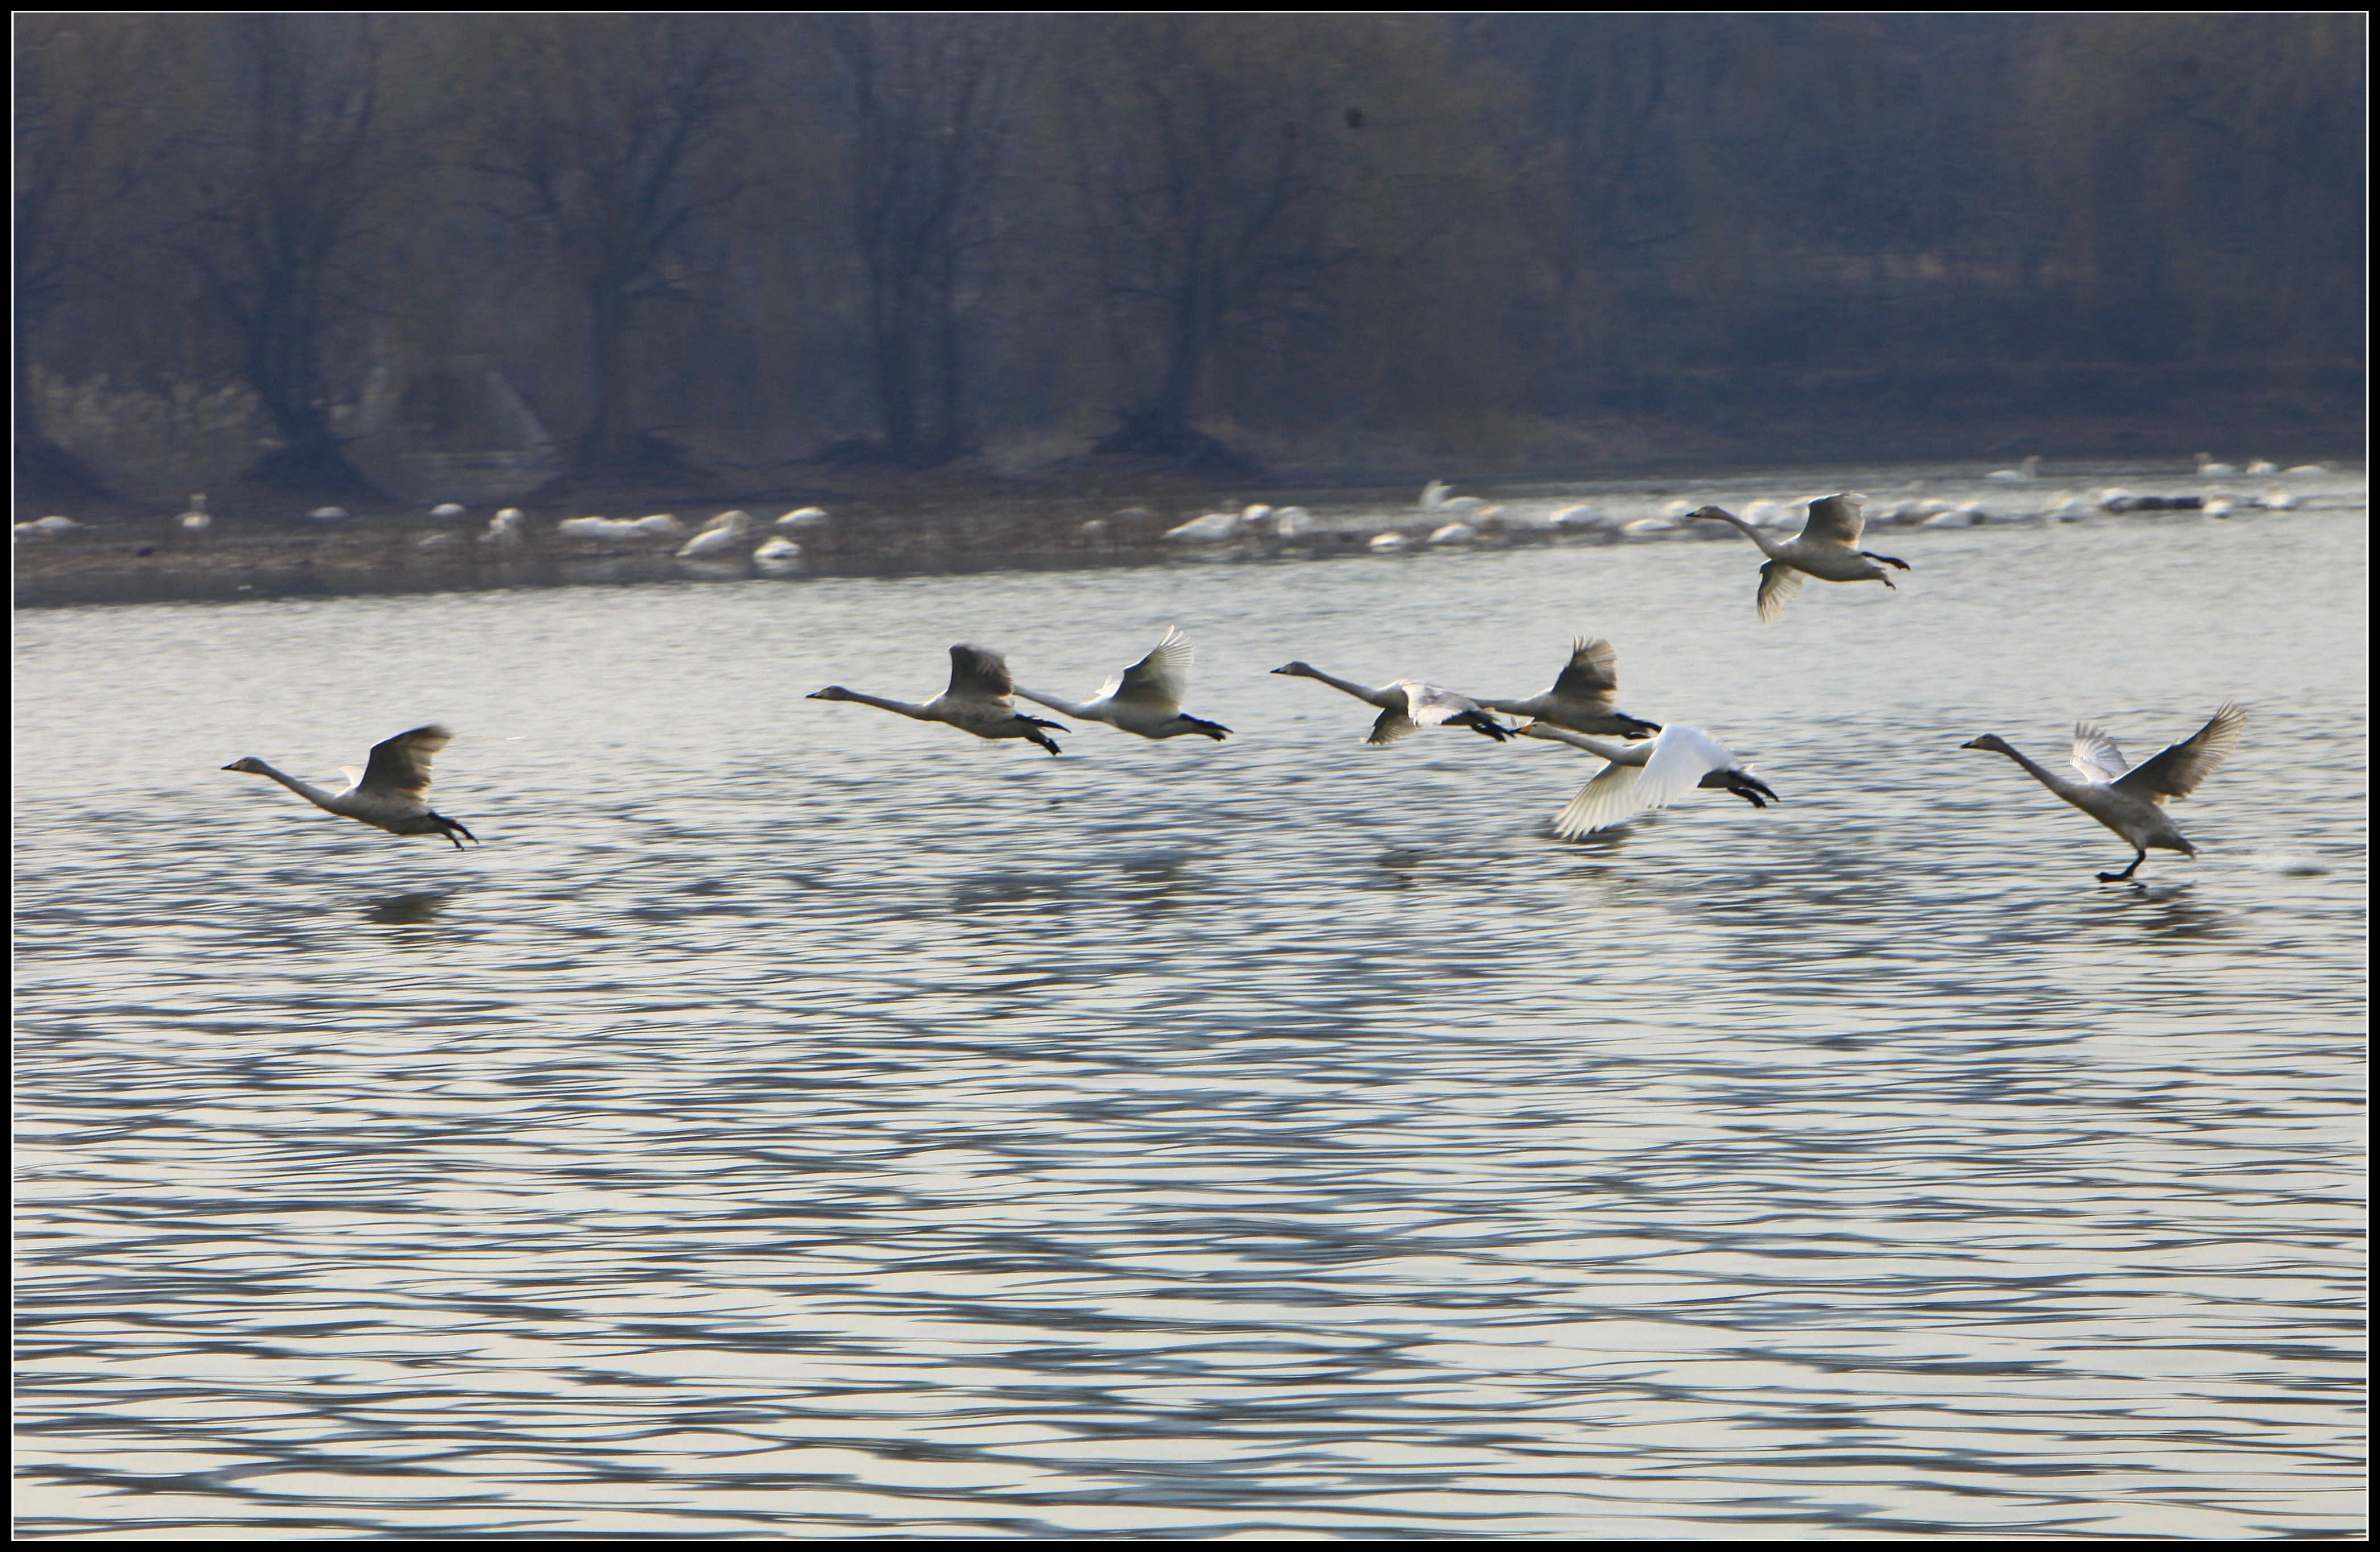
[15,469,2367,1538]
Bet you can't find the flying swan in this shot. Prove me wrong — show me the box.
[1690,494,1909,622]
[1475,637,1661,739]
[808,644,1067,755]
[222,725,479,848]
[1017,627,1230,740]
[1270,661,1512,744]
[1518,722,1777,836]
[1962,702,2245,881]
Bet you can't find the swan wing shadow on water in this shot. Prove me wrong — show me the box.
[363,889,454,925]
[948,871,1076,910]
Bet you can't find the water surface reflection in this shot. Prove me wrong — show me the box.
[13,489,2365,1538]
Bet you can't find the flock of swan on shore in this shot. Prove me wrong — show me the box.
[18,453,2340,556]
[219,477,2250,881]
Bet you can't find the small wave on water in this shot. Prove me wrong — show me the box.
[2239,851,2333,877]
[13,491,2366,1538]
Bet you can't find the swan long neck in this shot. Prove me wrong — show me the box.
[251,761,345,812]
[1016,688,1094,718]
[1697,508,1782,556]
[1298,665,1392,706]
[837,690,935,721]
[1557,731,1641,763]
[1990,741,2081,800]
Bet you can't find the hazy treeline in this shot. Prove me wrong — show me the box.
[15,13,2365,497]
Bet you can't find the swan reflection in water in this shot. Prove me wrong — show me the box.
[364,890,453,925]
[2113,884,2225,940]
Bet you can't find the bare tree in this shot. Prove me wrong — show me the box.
[463,15,756,476]
[2024,13,2365,359]
[14,17,174,495]
[147,15,399,494]
[824,15,1026,465]
[1056,16,1386,460]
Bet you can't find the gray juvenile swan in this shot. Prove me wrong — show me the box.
[1963,702,2245,881]
[222,725,479,849]
[1475,637,1660,739]
[1270,661,1512,744]
[1017,626,1230,740]
[809,644,1067,756]
[1691,494,1909,622]
[1517,722,1777,836]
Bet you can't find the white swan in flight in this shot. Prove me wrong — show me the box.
[808,644,1067,756]
[222,725,479,849]
[1017,627,1230,740]
[1475,638,1660,739]
[1962,702,2245,881]
[1517,722,1777,836]
[1270,661,1512,744]
[1690,494,1908,622]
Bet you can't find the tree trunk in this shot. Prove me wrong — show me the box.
[1145,269,1208,446]
[13,333,109,498]
[234,283,377,495]
[930,267,967,459]
[581,284,637,469]
[869,271,920,462]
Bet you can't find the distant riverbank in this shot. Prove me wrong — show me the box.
[15,396,2362,609]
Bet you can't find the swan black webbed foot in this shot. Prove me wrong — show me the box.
[2096,850,2146,883]
[1724,774,1779,808]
